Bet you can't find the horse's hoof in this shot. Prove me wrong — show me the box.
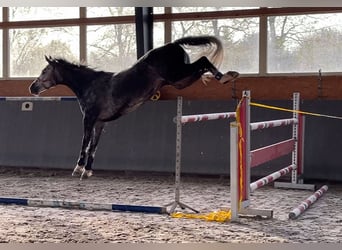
[220,71,239,84]
[201,74,211,86]
[72,165,84,176]
[80,169,93,180]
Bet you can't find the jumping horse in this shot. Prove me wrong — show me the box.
[30,36,239,180]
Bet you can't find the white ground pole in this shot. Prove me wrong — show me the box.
[165,97,236,214]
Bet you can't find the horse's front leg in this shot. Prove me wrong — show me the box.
[72,116,95,178]
[80,121,105,180]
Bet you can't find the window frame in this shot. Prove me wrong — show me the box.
[1,7,342,80]
[0,7,136,79]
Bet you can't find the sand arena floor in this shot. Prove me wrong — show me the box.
[0,167,341,243]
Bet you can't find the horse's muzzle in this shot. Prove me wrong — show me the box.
[29,80,41,96]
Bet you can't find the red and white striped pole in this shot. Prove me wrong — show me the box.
[289,185,328,219]
[250,165,297,192]
[181,112,236,124]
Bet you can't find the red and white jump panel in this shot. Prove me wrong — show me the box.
[250,164,297,192]
[250,138,295,168]
[288,185,328,219]
[181,112,236,124]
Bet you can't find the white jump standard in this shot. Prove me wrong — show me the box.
[230,91,315,221]
[166,96,236,214]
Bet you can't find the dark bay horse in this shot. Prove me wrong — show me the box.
[29,36,239,180]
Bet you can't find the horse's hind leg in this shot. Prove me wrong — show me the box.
[169,56,239,90]
[193,56,239,84]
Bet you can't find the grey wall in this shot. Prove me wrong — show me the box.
[1,98,342,181]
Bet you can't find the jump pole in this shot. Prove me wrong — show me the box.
[0,196,167,214]
[289,185,328,219]
[230,91,315,221]
[166,96,236,214]
[0,96,166,214]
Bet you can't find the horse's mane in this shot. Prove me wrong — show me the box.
[51,57,104,74]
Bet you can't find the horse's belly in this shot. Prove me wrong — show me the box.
[123,98,145,114]
[98,98,145,121]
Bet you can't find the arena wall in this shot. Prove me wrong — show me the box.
[0,97,342,181]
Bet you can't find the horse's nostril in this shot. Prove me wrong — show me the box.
[29,84,39,95]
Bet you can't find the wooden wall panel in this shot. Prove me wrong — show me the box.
[1,75,342,100]
[159,75,342,100]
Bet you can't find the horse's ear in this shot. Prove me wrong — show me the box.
[45,55,53,64]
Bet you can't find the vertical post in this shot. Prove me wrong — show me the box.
[3,7,9,78]
[79,7,87,62]
[174,96,182,205]
[275,93,314,191]
[231,90,251,221]
[297,114,305,178]
[292,92,300,184]
[164,7,172,43]
[239,90,251,206]
[230,122,239,221]
[135,7,154,58]
[166,97,198,213]
[294,92,305,179]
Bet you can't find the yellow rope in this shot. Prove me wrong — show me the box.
[235,97,245,210]
[250,102,342,120]
[171,209,232,222]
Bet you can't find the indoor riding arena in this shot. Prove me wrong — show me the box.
[0,6,342,243]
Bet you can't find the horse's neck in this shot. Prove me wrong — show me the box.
[59,69,92,98]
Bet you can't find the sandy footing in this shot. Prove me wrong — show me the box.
[0,167,341,243]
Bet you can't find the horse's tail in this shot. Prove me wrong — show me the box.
[173,36,223,67]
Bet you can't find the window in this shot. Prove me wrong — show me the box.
[1,7,341,79]
[9,27,79,77]
[172,7,258,13]
[153,22,165,48]
[172,18,259,74]
[87,24,136,72]
[1,7,136,77]
[267,13,342,73]
[153,7,165,14]
[9,7,79,21]
[87,7,134,17]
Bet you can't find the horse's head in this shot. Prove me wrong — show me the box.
[29,56,60,96]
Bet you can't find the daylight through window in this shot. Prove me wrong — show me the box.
[0,7,341,79]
